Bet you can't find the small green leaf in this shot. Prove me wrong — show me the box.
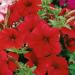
[69,64,75,70]
[15,63,36,75]
[69,52,75,62]
[69,64,75,75]
[7,48,29,54]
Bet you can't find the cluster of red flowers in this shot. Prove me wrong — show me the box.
[0,0,75,75]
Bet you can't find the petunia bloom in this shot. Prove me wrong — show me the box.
[0,0,15,22]
[17,14,41,43]
[17,0,41,15]
[0,28,25,49]
[28,21,61,58]
[24,52,68,75]
[61,27,75,52]
[35,55,68,75]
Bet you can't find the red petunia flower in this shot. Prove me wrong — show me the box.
[48,55,68,75]
[18,0,41,15]
[0,28,25,49]
[17,14,41,43]
[9,0,24,17]
[35,55,68,75]
[28,21,61,58]
[9,0,41,17]
[24,52,68,75]
[61,27,75,52]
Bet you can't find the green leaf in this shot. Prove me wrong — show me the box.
[52,9,61,16]
[69,70,75,75]
[15,63,36,75]
[38,10,46,18]
[69,52,75,62]
[69,64,75,75]
[49,20,57,26]
[69,52,75,75]
[69,64,75,70]
[7,48,29,54]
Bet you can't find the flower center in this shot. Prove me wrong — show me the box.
[9,34,16,41]
[45,72,48,75]
[0,2,2,5]
[25,1,32,7]
[66,38,75,46]
[29,28,33,32]
[64,34,75,46]
[52,63,59,69]
[29,26,35,32]
[43,36,49,43]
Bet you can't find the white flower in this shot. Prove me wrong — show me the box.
[0,0,15,22]
[0,13,4,22]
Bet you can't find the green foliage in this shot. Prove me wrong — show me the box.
[38,0,71,29]
[69,52,75,63]
[49,16,70,28]
[38,0,54,18]
[15,63,36,75]
[7,48,28,54]
[42,0,53,5]
[69,52,75,75]
[69,64,75,75]
[51,8,61,17]
[38,0,61,17]
[52,0,59,5]
[38,10,46,19]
